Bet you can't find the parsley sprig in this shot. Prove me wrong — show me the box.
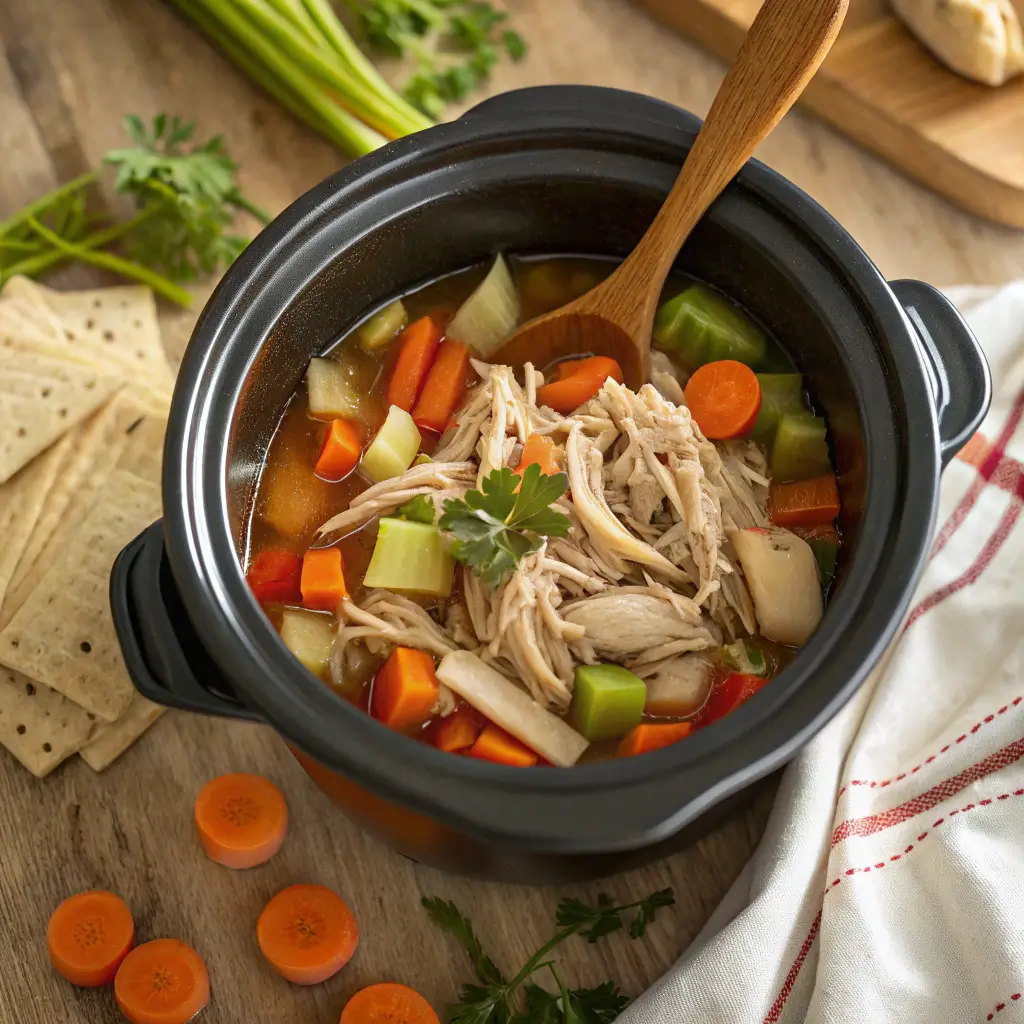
[423,889,675,1024]
[0,114,268,305]
[439,466,571,588]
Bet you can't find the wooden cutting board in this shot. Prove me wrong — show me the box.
[634,0,1024,228]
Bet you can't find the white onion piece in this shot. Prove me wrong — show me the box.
[446,254,519,357]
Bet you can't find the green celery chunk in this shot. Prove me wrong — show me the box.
[357,299,408,351]
[572,664,646,741]
[361,404,421,483]
[808,538,839,588]
[279,609,334,677]
[363,518,455,597]
[721,639,768,677]
[653,283,766,368]
[771,412,832,482]
[751,374,805,443]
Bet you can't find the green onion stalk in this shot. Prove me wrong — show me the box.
[164,0,435,157]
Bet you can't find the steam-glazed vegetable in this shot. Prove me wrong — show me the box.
[654,283,766,368]
[357,299,408,352]
[721,640,768,677]
[279,610,335,676]
[307,357,365,419]
[446,255,519,357]
[572,664,647,741]
[363,518,455,597]
[644,657,713,717]
[752,374,805,443]
[771,412,832,482]
[361,405,421,482]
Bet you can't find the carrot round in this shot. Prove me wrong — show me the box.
[683,360,762,439]
[412,339,471,434]
[315,419,362,480]
[388,316,443,412]
[301,547,349,611]
[434,704,484,753]
[536,357,623,414]
[468,724,538,767]
[371,647,440,732]
[617,722,693,757]
[194,772,288,869]
[47,890,135,988]
[340,982,439,1024]
[515,433,560,477]
[769,473,841,528]
[114,939,210,1024]
[257,884,358,986]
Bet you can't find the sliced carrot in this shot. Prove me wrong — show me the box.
[315,419,362,480]
[114,939,210,1024]
[371,647,440,732]
[556,355,624,383]
[434,704,484,753]
[684,359,762,439]
[47,890,135,988]
[194,772,288,869]
[412,339,471,433]
[617,722,693,757]
[695,672,770,728]
[388,316,443,412]
[341,983,440,1024]
[246,548,302,605]
[769,473,841,528]
[257,884,358,986]
[515,433,560,477]
[468,724,538,767]
[536,356,623,414]
[301,547,348,611]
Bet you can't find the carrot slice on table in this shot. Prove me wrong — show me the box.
[388,316,443,412]
[468,724,538,767]
[371,647,440,732]
[695,672,770,729]
[47,890,135,987]
[194,772,288,869]
[617,722,693,758]
[257,884,359,986]
[556,355,624,383]
[412,339,471,433]
[515,433,560,477]
[315,419,362,480]
[340,982,440,1024]
[301,547,348,611]
[434,704,484,753]
[683,360,762,439]
[114,938,210,1024]
[769,473,841,528]
[246,548,302,605]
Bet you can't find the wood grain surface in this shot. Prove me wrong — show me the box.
[0,1,1022,1022]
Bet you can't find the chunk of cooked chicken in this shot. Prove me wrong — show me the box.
[650,349,687,405]
[732,527,823,645]
[638,654,713,716]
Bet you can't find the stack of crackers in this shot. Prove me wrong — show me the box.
[0,276,177,777]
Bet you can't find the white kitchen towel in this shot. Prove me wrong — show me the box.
[624,282,1024,1024]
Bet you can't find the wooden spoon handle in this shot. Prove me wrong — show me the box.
[609,0,849,300]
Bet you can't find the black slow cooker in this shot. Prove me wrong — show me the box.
[110,87,991,883]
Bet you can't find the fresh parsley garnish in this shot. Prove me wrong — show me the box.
[423,889,674,1024]
[396,494,437,524]
[439,466,571,588]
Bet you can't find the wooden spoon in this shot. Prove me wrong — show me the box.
[492,0,849,387]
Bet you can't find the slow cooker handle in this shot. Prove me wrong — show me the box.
[110,522,264,722]
[890,279,992,466]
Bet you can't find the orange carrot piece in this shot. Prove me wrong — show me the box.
[434,704,484,753]
[516,433,560,477]
[257,884,359,986]
[536,356,624,414]
[246,548,302,605]
[47,890,135,988]
[683,360,762,439]
[468,724,538,767]
[769,473,841,528]
[114,939,210,1024]
[371,647,440,732]
[556,355,624,383]
[412,339,471,433]
[617,722,693,758]
[301,547,348,611]
[194,772,288,869]
[315,419,362,480]
[340,983,440,1024]
[388,316,443,412]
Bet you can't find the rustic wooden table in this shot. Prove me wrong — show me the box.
[1,1,1022,1021]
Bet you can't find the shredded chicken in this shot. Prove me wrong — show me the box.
[650,349,687,405]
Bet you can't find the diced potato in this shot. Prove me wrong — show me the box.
[733,527,823,645]
[279,609,335,676]
[307,356,363,420]
[644,656,712,716]
[357,299,408,352]
[361,405,421,483]
[363,518,454,597]
[446,254,519,357]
